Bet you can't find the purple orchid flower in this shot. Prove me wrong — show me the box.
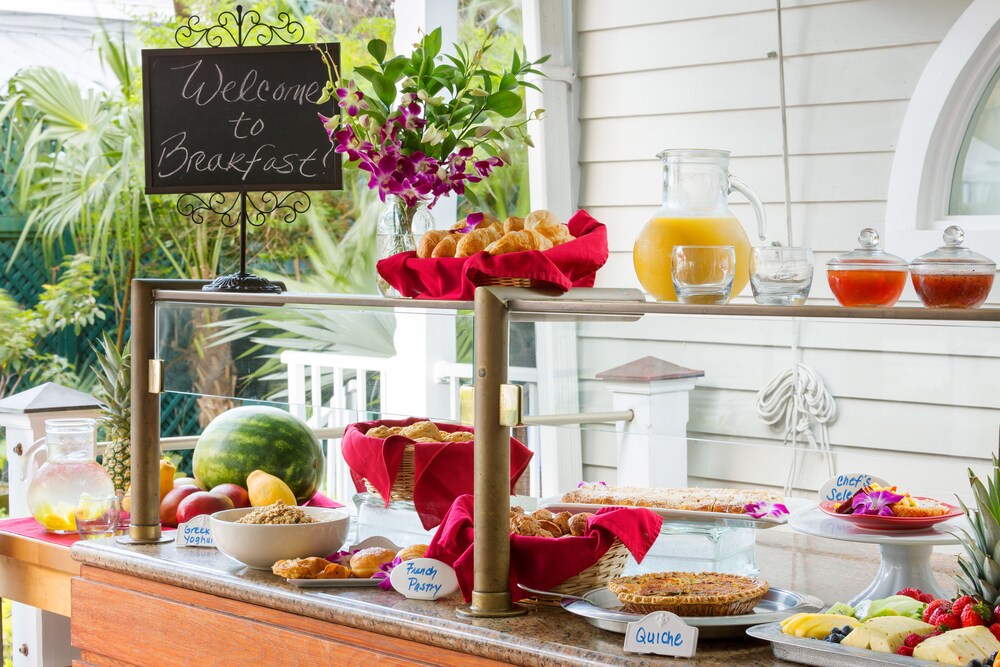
[744,500,790,520]
[577,481,608,489]
[851,489,904,516]
[371,556,402,591]
[335,81,367,117]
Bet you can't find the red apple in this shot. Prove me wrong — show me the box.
[176,491,234,524]
[160,486,201,528]
[211,483,250,509]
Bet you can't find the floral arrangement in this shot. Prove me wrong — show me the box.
[317,27,546,209]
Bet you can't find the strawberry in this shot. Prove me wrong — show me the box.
[924,599,952,623]
[953,595,976,616]
[961,605,986,628]
[898,587,926,601]
[919,593,934,604]
[903,632,926,648]
[990,623,1000,643]
[896,646,914,657]
[937,612,962,630]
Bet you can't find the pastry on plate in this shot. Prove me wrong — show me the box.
[608,572,769,616]
[350,547,398,578]
[397,544,428,561]
[272,557,350,580]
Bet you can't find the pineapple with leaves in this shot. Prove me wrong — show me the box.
[95,333,131,495]
[956,457,1000,606]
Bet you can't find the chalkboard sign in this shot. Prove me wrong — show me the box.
[142,43,341,194]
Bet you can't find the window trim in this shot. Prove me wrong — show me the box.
[885,0,1000,259]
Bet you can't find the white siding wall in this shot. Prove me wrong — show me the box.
[573,0,999,498]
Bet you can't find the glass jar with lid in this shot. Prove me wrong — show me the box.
[909,225,995,309]
[826,228,909,308]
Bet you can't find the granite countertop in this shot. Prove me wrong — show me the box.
[71,526,960,667]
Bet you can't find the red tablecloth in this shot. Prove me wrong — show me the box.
[425,494,663,603]
[376,210,609,300]
[342,418,532,530]
[0,492,342,547]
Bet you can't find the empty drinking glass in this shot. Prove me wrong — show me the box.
[75,494,120,540]
[750,246,814,305]
[671,245,736,304]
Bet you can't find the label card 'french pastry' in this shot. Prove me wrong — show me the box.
[389,558,459,600]
[177,514,215,548]
[623,612,698,658]
[818,473,889,504]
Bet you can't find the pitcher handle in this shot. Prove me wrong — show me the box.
[729,175,767,242]
[18,436,46,482]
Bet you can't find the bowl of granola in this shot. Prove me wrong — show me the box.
[210,502,350,570]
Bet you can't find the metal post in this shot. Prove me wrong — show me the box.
[118,279,203,545]
[457,287,525,618]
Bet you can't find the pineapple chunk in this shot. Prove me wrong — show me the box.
[913,626,1000,666]
[840,616,935,653]
[780,613,858,639]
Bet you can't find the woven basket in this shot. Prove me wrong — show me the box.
[363,444,415,502]
[473,275,533,288]
[521,539,630,607]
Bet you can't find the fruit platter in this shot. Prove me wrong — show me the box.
[749,588,1000,667]
[818,484,962,531]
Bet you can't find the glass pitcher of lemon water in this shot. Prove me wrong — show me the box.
[634,149,767,301]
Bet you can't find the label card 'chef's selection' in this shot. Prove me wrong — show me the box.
[623,611,698,658]
[389,558,459,600]
[818,472,889,504]
[177,514,215,548]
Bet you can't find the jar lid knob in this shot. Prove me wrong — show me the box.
[858,228,880,249]
[943,225,965,247]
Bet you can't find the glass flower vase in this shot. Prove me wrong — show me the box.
[376,195,434,297]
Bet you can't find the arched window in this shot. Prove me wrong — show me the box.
[886,0,1000,259]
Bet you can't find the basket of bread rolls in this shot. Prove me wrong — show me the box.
[510,506,630,606]
[375,209,608,300]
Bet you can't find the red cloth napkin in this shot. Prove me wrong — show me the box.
[425,495,663,603]
[376,210,609,300]
[341,418,533,530]
[303,492,344,508]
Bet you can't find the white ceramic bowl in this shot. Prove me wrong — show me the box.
[210,506,351,570]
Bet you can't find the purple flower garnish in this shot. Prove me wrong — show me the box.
[577,481,608,489]
[371,556,402,591]
[851,489,904,516]
[335,81,367,117]
[745,501,790,519]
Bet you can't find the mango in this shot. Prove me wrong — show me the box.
[159,459,177,501]
[247,469,296,507]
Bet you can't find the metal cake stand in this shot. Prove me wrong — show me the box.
[788,505,965,605]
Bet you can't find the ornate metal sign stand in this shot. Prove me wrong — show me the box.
[172,5,312,294]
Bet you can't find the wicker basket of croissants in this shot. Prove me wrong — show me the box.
[510,506,630,606]
[417,210,575,287]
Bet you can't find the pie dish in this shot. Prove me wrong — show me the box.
[607,572,770,616]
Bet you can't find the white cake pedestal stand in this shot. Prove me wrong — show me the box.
[789,506,964,606]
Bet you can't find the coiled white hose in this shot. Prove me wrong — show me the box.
[754,364,837,496]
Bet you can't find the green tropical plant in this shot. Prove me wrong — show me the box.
[956,458,1000,605]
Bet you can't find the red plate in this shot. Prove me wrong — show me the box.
[819,498,963,531]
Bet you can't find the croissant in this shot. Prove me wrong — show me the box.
[456,227,502,257]
[417,230,449,258]
[525,210,560,229]
[534,222,574,246]
[451,212,500,231]
[503,216,525,234]
[485,229,553,255]
[431,235,458,258]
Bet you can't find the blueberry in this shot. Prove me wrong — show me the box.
[830,634,843,644]
[824,635,836,643]
[969,660,983,667]
[841,626,854,634]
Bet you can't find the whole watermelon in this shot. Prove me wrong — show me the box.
[193,406,323,503]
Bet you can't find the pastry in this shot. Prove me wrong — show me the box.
[431,235,458,258]
[317,562,352,579]
[510,513,552,537]
[455,227,502,257]
[485,229,553,255]
[525,209,560,229]
[537,519,562,536]
[608,572,769,616]
[534,222,574,246]
[350,547,398,578]
[417,230,449,258]
[568,512,593,536]
[397,544,428,561]
[561,485,785,516]
[551,511,572,536]
[400,421,440,441]
[443,430,474,442]
[365,425,393,439]
[531,508,554,522]
[892,498,949,517]
[503,216,525,233]
[272,557,349,580]
[510,505,526,515]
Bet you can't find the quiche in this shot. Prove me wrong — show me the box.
[607,572,769,616]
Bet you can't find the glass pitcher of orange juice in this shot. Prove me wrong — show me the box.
[634,149,767,301]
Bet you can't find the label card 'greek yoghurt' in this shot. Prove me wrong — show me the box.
[176,514,215,548]
[389,558,459,600]
[624,612,698,657]
[818,472,889,504]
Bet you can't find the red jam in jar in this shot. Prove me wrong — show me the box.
[828,269,908,307]
[911,273,994,308]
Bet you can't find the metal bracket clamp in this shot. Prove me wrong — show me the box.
[148,359,164,394]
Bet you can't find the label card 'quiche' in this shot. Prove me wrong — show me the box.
[624,612,698,658]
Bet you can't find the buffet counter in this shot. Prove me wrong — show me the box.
[69,527,960,666]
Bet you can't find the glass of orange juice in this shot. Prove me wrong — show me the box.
[671,245,736,304]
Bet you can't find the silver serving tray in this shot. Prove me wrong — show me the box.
[561,588,822,638]
[746,621,940,667]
